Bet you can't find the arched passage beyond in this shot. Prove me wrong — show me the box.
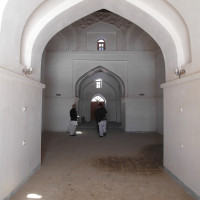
[76,66,124,123]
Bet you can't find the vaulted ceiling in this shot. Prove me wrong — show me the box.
[0,0,191,81]
[45,10,159,52]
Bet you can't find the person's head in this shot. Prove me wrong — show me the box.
[72,104,76,108]
[98,103,102,108]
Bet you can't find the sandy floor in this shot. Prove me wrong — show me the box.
[10,128,194,200]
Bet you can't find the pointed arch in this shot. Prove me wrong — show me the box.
[75,66,125,98]
[18,0,191,81]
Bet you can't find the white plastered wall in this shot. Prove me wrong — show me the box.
[43,50,158,132]
[162,77,200,197]
[0,68,44,200]
[160,2,200,194]
[42,15,161,132]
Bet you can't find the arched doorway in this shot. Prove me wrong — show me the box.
[91,94,106,121]
[75,66,125,125]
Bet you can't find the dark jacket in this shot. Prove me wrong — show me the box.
[70,108,77,121]
[95,107,107,123]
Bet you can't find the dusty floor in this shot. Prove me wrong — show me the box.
[10,128,194,200]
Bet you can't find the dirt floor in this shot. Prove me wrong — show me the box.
[10,128,195,200]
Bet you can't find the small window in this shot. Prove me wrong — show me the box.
[96,79,102,88]
[97,39,105,51]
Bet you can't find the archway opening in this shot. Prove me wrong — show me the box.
[41,9,165,134]
[75,66,123,127]
[19,0,191,82]
[91,94,106,121]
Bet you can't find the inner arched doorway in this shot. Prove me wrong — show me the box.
[91,94,106,121]
[75,66,124,126]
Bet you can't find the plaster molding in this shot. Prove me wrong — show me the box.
[125,96,157,99]
[161,72,200,88]
[72,11,132,31]
[43,96,73,99]
[0,67,45,89]
[46,51,155,56]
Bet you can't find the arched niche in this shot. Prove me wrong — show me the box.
[75,66,125,99]
[77,67,121,122]
[17,0,191,82]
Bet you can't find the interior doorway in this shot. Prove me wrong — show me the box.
[91,95,106,121]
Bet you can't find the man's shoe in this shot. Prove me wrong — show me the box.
[99,135,103,137]
[70,134,76,136]
[103,132,106,136]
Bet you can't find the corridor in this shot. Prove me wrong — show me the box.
[10,128,194,200]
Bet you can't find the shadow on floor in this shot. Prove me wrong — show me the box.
[92,144,163,175]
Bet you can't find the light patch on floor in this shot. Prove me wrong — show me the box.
[26,193,42,199]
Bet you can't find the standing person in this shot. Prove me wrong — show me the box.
[97,103,107,137]
[94,105,100,133]
[69,104,78,136]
